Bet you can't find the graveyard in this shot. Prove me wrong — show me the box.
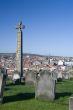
[0,79,73,110]
[0,63,73,110]
[0,20,73,109]
[0,0,73,109]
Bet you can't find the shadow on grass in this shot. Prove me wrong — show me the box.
[6,82,25,86]
[55,92,73,99]
[4,87,10,91]
[4,83,25,91]
[3,92,35,103]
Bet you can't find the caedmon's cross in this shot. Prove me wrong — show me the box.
[16,21,25,31]
[16,21,25,82]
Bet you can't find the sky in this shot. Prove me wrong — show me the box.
[0,0,73,57]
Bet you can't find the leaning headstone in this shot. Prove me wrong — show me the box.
[69,97,73,110]
[25,70,36,85]
[1,68,7,85]
[0,75,3,103]
[35,70,56,101]
[0,68,6,103]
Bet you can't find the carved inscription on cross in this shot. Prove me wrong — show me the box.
[16,21,25,31]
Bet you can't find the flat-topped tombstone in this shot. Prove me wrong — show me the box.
[0,68,6,103]
[25,70,36,85]
[35,70,56,101]
[69,97,73,110]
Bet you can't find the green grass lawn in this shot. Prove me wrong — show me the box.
[0,80,73,110]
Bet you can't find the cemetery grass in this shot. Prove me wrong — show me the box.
[0,80,73,110]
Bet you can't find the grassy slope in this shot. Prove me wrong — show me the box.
[0,80,73,110]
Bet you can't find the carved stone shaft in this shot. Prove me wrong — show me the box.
[16,22,25,78]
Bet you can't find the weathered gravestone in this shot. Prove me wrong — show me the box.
[35,70,56,101]
[52,70,58,82]
[0,68,7,103]
[63,72,70,80]
[69,97,73,110]
[25,70,36,85]
[12,71,20,84]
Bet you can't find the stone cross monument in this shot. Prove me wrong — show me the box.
[16,21,25,81]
